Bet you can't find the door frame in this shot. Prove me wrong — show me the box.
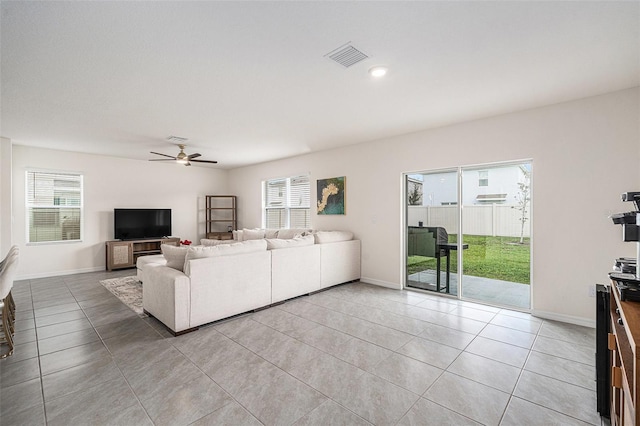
[401,159,534,311]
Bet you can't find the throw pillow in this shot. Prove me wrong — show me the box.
[242,228,266,241]
[314,231,354,244]
[233,230,243,241]
[266,235,314,250]
[161,244,188,272]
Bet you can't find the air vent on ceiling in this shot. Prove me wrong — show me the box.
[325,43,369,68]
[167,136,188,143]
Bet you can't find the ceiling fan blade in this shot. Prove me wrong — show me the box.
[187,153,201,160]
[150,151,176,159]
[148,159,175,161]
[190,159,218,164]
[185,161,192,167]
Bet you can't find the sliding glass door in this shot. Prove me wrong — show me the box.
[405,161,532,310]
[406,170,460,295]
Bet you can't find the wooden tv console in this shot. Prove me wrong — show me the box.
[105,237,180,271]
[609,281,640,425]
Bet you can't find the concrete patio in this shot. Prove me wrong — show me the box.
[407,270,530,310]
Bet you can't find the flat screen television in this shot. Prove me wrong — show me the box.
[114,208,172,240]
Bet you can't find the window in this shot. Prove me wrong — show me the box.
[263,174,310,228]
[27,171,83,243]
[478,170,489,187]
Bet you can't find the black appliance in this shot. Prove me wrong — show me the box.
[611,192,640,277]
[614,257,637,275]
[596,284,610,417]
[114,208,172,240]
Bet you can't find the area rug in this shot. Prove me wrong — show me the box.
[99,276,147,317]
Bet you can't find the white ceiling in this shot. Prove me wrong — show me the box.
[2,1,638,169]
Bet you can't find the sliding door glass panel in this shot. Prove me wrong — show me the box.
[406,171,460,295]
[460,163,531,309]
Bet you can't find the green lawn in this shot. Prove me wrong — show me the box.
[407,235,530,284]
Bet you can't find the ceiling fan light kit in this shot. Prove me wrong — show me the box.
[149,141,217,166]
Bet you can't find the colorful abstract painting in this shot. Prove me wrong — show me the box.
[317,176,345,215]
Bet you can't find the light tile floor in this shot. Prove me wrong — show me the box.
[408,270,531,309]
[0,270,604,425]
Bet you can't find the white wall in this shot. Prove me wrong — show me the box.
[229,88,640,324]
[0,137,13,256]
[12,146,228,278]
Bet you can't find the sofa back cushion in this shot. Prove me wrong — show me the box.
[242,228,266,241]
[314,231,354,244]
[200,238,236,246]
[184,239,268,276]
[276,228,315,240]
[265,229,279,239]
[161,244,189,272]
[266,235,314,250]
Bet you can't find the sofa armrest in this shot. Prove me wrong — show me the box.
[142,265,191,333]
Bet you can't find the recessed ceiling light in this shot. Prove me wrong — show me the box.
[369,66,388,78]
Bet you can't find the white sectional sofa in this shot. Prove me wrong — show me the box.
[140,230,360,335]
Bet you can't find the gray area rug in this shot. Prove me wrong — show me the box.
[100,276,147,317]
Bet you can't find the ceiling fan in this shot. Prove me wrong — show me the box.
[149,144,217,166]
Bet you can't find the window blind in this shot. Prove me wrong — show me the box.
[27,171,83,243]
[263,174,310,229]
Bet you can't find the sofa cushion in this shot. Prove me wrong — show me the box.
[242,228,266,241]
[314,231,354,244]
[200,238,237,246]
[184,240,268,276]
[265,229,279,239]
[190,239,267,258]
[232,230,243,241]
[276,228,314,240]
[266,235,314,250]
[161,244,188,272]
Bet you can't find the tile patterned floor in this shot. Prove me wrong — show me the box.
[0,270,604,425]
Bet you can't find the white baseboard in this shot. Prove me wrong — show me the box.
[360,277,401,290]
[17,266,106,281]
[530,309,595,329]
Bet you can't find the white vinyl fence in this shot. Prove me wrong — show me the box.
[408,204,530,238]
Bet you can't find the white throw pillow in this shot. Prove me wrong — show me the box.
[242,228,266,241]
[200,239,236,246]
[313,231,354,244]
[161,244,188,272]
[266,235,314,250]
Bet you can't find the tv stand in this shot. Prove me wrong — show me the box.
[106,237,180,271]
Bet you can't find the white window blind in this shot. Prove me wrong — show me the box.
[27,171,83,243]
[263,175,310,229]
